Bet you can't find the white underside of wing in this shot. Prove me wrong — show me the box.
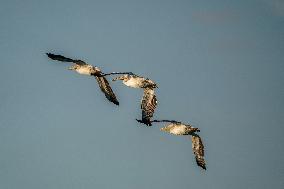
[76,67,92,75]
[123,78,142,88]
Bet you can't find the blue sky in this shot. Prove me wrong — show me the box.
[0,0,283,188]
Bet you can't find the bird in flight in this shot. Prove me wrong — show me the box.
[112,74,158,126]
[112,74,157,89]
[137,119,206,170]
[46,53,132,106]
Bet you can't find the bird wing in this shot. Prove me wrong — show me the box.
[191,134,206,170]
[46,53,87,65]
[140,88,157,125]
[151,119,181,124]
[95,76,119,105]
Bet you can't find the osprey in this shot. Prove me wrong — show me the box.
[46,53,132,106]
[112,74,158,126]
[137,119,206,170]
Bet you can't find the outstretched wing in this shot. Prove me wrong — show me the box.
[95,76,119,106]
[151,119,181,124]
[191,134,206,170]
[46,53,87,65]
[140,88,157,126]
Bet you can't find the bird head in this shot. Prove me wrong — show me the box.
[160,125,171,133]
[68,64,79,70]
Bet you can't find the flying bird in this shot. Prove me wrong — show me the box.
[112,74,157,89]
[46,53,132,106]
[112,74,158,125]
[137,119,206,170]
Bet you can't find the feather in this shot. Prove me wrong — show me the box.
[46,53,87,65]
[95,76,119,106]
[191,134,206,170]
[140,88,157,125]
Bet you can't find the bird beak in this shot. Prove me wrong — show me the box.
[68,67,74,70]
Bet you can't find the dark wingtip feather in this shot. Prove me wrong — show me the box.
[46,53,74,62]
[196,158,206,170]
[46,53,61,60]
[136,119,142,123]
[200,165,206,170]
[112,100,119,106]
[136,119,152,126]
[146,122,152,126]
[46,53,55,59]
[142,118,152,126]
[105,96,119,106]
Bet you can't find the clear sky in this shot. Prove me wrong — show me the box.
[0,0,283,188]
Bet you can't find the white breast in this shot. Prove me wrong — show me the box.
[76,66,92,75]
[123,78,142,88]
[170,125,187,135]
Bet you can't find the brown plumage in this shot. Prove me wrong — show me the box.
[137,119,206,170]
[46,53,119,105]
[95,76,119,105]
[112,74,158,125]
[191,134,206,170]
[141,88,158,126]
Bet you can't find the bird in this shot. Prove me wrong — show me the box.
[137,119,206,170]
[112,74,157,89]
[46,53,132,106]
[112,74,158,126]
